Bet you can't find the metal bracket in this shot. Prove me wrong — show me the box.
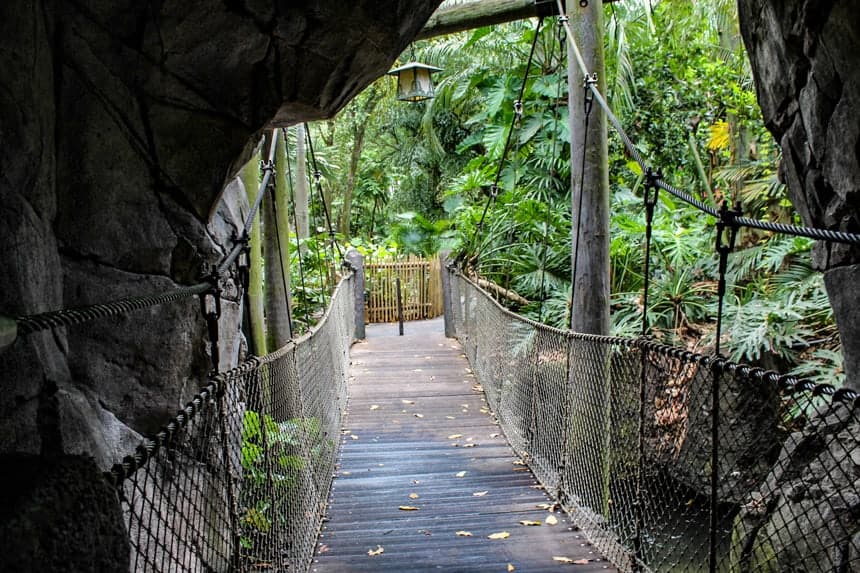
[0,315,17,353]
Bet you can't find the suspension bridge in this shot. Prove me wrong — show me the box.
[5,8,860,573]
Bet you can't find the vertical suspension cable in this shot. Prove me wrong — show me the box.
[469,16,545,265]
[283,128,312,332]
[538,16,568,323]
[304,123,344,261]
[302,126,330,312]
[635,168,659,570]
[709,201,739,573]
[568,74,596,330]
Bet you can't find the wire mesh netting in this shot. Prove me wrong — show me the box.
[107,274,354,573]
[447,269,860,573]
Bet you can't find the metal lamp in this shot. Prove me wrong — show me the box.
[387,62,443,102]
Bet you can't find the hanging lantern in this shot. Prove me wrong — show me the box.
[387,62,443,102]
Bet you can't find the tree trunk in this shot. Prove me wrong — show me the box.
[565,0,612,527]
[295,124,310,254]
[241,154,267,357]
[262,131,293,351]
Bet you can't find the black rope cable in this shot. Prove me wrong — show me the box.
[708,200,740,573]
[538,16,567,323]
[16,133,283,337]
[554,9,860,246]
[304,123,344,261]
[468,16,545,264]
[283,127,312,332]
[304,126,330,310]
[568,75,595,330]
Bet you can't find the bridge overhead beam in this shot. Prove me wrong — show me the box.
[418,0,619,40]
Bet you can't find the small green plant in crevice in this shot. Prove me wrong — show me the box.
[238,410,334,556]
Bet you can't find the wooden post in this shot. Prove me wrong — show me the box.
[440,251,455,338]
[396,277,404,336]
[569,0,610,336]
[346,248,366,340]
[566,0,612,525]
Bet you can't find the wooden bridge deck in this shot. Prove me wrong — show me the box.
[311,318,614,573]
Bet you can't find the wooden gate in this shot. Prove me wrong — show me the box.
[365,255,443,323]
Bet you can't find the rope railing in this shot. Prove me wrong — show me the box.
[445,268,860,573]
[109,272,355,572]
[9,131,282,343]
[552,3,860,246]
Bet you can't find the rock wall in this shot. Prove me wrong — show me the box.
[0,0,441,568]
[737,0,860,390]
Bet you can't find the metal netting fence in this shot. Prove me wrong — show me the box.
[447,269,860,573]
[107,274,354,573]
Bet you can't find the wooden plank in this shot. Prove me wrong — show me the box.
[311,319,616,573]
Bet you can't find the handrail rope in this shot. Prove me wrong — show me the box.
[16,132,282,337]
[283,127,313,331]
[555,0,860,246]
[468,16,545,262]
[450,266,860,402]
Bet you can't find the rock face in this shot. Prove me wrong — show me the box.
[737,0,860,390]
[0,0,441,567]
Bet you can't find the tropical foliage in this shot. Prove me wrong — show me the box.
[296,1,842,385]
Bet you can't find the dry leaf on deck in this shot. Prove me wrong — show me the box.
[370,405,379,410]
[455,471,467,477]
[545,514,559,525]
[508,565,515,572]
[448,434,463,439]
[455,531,472,537]
[519,520,541,526]
[350,435,359,440]
[402,399,415,405]
[398,506,420,511]
[367,545,384,556]
[487,531,510,540]
[472,491,488,497]
[414,413,424,418]
[408,493,419,499]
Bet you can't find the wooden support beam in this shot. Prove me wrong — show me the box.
[417,0,618,40]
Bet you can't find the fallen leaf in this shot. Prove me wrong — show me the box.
[367,545,384,556]
[412,369,423,372]
[553,556,589,564]
[399,506,420,511]
[350,435,359,440]
[341,471,352,476]
[402,399,415,405]
[318,544,330,554]
[508,564,515,572]
[513,460,526,466]
[536,503,555,510]
[480,408,491,414]
[408,493,419,499]
[370,405,380,410]
[463,443,477,448]
[414,413,424,418]
[448,434,463,439]
[412,479,421,485]
[417,529,432,536]
[455,471,467,478]
[461,404,470,408]
[472,491,488,497]
[455,531,473,537]
[545,514,559,525]
[490,433,500,438]
[446,416,456,420]
[519,520,542,526]
[487,531,510,540]
[472,385,483,392]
